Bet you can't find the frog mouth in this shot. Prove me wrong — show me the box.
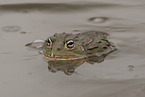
[43,53,86,60]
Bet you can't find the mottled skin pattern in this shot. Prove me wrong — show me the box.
[43,31,116,61]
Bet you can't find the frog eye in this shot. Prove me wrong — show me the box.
[65,40,75,49]
[47,38,52,47]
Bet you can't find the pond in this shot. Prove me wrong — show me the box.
[0,0,145,97]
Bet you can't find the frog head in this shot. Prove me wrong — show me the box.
[43,33,86,60]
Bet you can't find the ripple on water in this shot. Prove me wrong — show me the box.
[2,26,21,32]
[88,17,109,23]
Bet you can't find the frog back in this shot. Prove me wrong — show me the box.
[71,31,116,56]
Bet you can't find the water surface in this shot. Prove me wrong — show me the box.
[0,0,145,97]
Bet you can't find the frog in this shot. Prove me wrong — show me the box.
[26,31,117,75]
[43,31,116,60]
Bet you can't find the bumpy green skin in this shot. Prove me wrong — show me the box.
[43,31,116,60]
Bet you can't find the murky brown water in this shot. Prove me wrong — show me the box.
[0,0,145,97]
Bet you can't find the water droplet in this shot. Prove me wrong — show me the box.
[25,39,45,49]
[2,26,21,32]
[128,65,135,71]
[88,17,109,23]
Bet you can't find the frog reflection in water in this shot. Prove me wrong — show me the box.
[27,31,117,75]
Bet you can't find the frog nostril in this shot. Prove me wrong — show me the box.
[57,48,61,50]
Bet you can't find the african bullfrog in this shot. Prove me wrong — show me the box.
[43,31,116,60]
[26,31,117,75]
